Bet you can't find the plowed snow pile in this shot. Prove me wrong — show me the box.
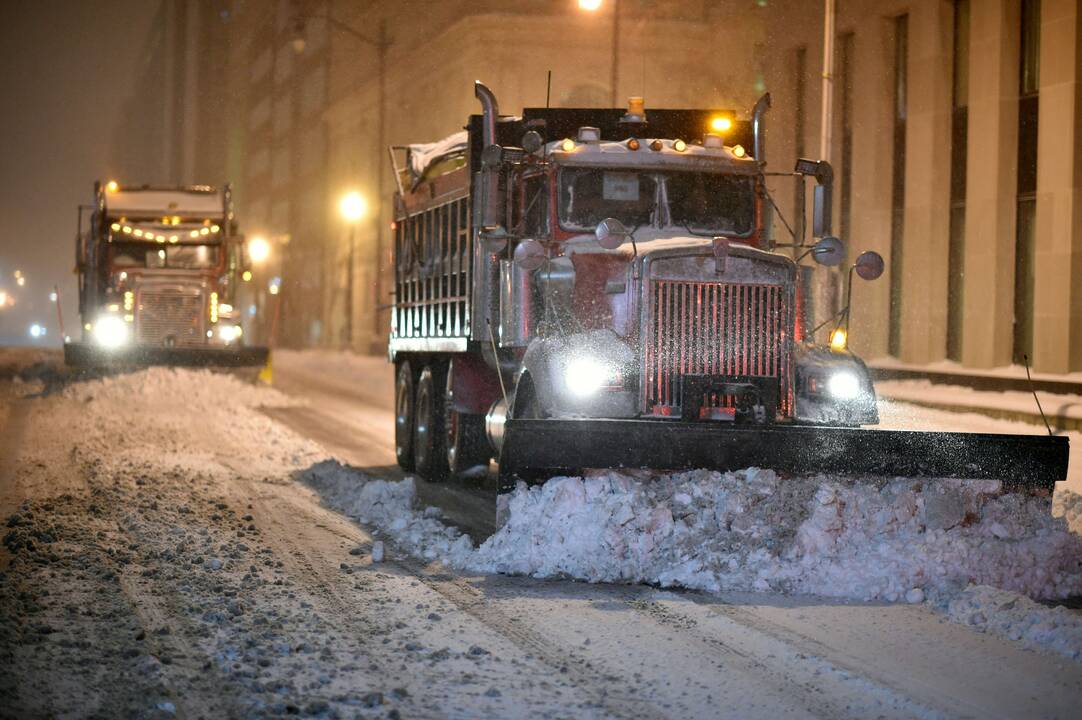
[62,366,295,408]
[302,462,1082,661]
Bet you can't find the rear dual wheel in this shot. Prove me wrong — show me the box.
[399,358,491,481]
[394,361,415,471]
[444,358,490,476]
[413,364,449,481]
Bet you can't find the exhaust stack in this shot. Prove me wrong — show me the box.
[752,93,772,164]
[475,81,498,148]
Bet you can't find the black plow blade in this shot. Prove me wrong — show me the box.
[498,419,1069,494]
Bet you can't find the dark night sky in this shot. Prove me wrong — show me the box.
[0,0,159,345]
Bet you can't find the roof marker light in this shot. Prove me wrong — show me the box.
[649,139,663,152]
[732,144,747,158]
[709,116,733,133]
[105,180,119,193]
[561,138,576,152]
[673,139,687,152]
[627,138,640,150]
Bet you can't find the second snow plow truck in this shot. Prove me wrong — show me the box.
[388,82,1067,508]
[66,182,267,369]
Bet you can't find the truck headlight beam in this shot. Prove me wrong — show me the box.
[93,315,129,348]
[566,357,615,398]
[827,370,860,400]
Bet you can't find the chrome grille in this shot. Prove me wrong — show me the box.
[136,288,205,347]
[644,280,793,417]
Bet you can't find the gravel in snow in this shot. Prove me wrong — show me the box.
[301,461,1082,662]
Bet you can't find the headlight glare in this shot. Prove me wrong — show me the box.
[93,314,129,348]
[565,357,615,397]
[827,371,861,400]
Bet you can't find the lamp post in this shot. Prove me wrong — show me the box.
[339,191,366,349]
[293,12,391,353]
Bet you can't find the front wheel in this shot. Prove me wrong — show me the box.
[413,364,449,481]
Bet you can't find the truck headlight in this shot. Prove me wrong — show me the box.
[827,370,861,400]
[565,357,619,397]
[93,314,129,348]
[217,324,242,344]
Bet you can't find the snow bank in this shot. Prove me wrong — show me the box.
[301,461,1082,605]
[947,585,1082,661]
[300,461,1082,662]
[299,461,473,563]
[63,366,294,409]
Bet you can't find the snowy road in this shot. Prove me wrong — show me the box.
[1,348,1080,718]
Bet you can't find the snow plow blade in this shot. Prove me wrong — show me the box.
[498,419,1069,493]
[64,342,270,369]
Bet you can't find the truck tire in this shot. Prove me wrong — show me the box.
[445,358,490,476]
[413,364,450,481]
[395,361,415,471]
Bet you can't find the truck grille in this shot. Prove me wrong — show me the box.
[136,289,206,347]
[644,280,793,417]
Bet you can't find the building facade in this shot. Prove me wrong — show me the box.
[210,0,1082,374]
[221,0,767,352]
[760,0,1082,374]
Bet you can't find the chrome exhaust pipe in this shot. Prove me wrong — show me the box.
[475,81,499,147]
[752,93,772,164]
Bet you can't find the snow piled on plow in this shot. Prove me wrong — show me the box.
[301,462,1082,661]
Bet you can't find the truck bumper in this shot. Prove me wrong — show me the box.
[64,342,270,369]
[497,418,1069,493]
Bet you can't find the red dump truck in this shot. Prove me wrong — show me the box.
[388,82,1066,505]
[66,182,267,368]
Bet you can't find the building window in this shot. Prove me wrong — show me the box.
[947,0,969,361]
[889,15,908,357]
[793,46,807,222]
[1013,0,1040,364]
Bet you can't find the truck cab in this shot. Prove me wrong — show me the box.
[66,182,266,368]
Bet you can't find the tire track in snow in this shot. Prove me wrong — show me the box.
[398,557,664,720]
[628,594,943,720]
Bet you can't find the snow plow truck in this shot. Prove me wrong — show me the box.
[388,81,1068,507]
[66,182,267,369]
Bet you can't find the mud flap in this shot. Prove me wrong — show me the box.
[497,418,1069,494]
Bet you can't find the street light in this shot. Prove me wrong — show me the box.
[248,236,271,264]
[339,192,367,223]
[578,0,603,10]
[294,12,391,353]
[339,191,366,348]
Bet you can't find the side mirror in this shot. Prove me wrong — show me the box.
[513,239,546,270]
[595,217,630,250]
[854,251,885,281]
[810,236,844,266]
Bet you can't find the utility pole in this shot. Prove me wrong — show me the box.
[373,18,388,355]
[819,0,836,161]
[346,223,355,347]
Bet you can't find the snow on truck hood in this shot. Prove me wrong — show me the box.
[105,189,225,217]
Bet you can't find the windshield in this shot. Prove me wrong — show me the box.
[111,243,220,269]
[558,168,755,236]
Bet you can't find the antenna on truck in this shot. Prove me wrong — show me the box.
[546,70,552,108]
